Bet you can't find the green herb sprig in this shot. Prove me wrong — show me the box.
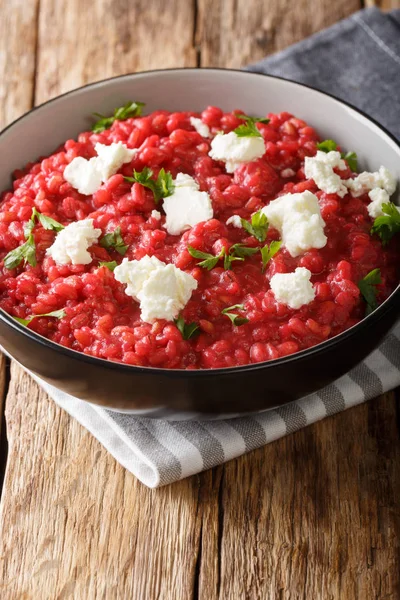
[4,208,64,270]
[92,101,145,133]
[371,202,400,245]
[14,308,66,327]
[174,315,200,340]
[99,260,118,271]
[233,114,270,138]
[357,268,382,315]
[99,226,128,256]
[260,241,282,272]
[240,211,269,243]
[125,167,174,204]
[316,139,358,171]
[187,245,225,270]
[221,304,248,326]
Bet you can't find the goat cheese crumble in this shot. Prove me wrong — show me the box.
[209,131,265,173]
[114,255,198,323]
[162,173,213,236]
[190,117,211,138]
[64,142,137,195]
[270,267,315,310]
[46,218,102,265]
[262,191,327,258]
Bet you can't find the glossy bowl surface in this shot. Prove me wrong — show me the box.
[0,68,399,416]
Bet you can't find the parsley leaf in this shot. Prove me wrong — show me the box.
[316,139,338,152]
[4,208,64,270]
[99,226,128,255]
[357,268,382,315]
[260,240,282,272]
[4,235,36,269]
[221,304,249,326]
[125,167,174,204]
[234,114,269,137]
[228,243,259,259]
[187,245,224,270]
[92,101,145,133]
[241,211,269,242]
[99,260,118,271]
[223,253,244,270]
[14,308,66,327]
[174,315,200,340]
[317,139,358,171]
[342,151,358,172]
[32,208,64,232]
[371,202,400,245]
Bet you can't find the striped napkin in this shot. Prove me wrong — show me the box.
[9,7,400,487]
[31,324,400,487]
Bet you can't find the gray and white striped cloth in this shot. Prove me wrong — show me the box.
[34,324,400,487]
[18,7,400,487]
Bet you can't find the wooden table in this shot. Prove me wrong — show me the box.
[0,1,399,598]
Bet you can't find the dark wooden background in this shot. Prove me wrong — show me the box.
[0,1,399,598]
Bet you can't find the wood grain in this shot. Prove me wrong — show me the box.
[0,0,399,599]
[196,0,361,67]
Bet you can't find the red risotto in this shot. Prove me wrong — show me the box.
[0,104,399,369]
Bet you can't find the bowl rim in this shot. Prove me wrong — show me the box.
[0,66,399,378]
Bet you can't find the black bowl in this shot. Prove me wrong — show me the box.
[0,69,399,416]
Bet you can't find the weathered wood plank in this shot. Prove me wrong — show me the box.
[366,0,400,9]
[34,0,197,105]
[0,0,39,129]
[196,0,361,67]
[203,392,400,600]
[1,0,399,599]
[0,0,39,478]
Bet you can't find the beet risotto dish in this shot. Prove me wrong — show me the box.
[0,102,399,370]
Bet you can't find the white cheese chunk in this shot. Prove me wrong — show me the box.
[209,131,265,173]
[270,267,315,310]
[261,191,327,258]
[114,256,198,323]
[368,188,400,218]
[163,173,213,236]
[190,117,211,138]
[304,151,347,197]
[63,157,103,196]
[151,210,162,220]
[281,168,296,178]
[94,142,137,180]
[226,215,243,228]
[344,166,396,197]
[64,142,136,195]
[46,218,102,265]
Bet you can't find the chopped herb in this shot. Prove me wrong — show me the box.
[223,252,244,270]
[317,139,358,171]
[342,151,358,172]
[32,208,64,232]
[14,308,66,327]
[5,207,64,270]
[228,243,260,259]
[4,235,36,269]
[125,167,174,204]
[316,139,338,153]
[92,101,145,133]
[241,211,269,242]
[99,226,128,255]
[370,202,400,245]
[187,245,224,270]
[357,268,382,315]
[174,315,200,340]
[260,240,282,272]
[99,260,118,271]
[221,304,249,326]
[234,114,269,136]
